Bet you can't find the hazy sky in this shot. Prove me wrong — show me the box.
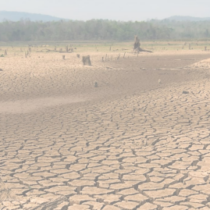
[1,0,209,21]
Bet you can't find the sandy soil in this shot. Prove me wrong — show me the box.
[1,50,210,209]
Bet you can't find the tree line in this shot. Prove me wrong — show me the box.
[0,19,210,42]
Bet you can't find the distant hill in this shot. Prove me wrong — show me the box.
[164,16,210,22]
[0,11,66,22]
[1,12,210,23]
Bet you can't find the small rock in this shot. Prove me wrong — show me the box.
[182,91,189,94]
[0,69,3,71]
[94,82,98,88]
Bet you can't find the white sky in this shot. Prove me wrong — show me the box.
[1,0,209,21]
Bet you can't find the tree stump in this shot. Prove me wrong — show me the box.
[82,55,92,66]
[134,35,141,53]
[133,35,152,53]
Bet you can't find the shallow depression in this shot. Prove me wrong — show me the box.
[0,96,85,114]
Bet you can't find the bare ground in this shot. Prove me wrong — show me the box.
[1,51,210,209]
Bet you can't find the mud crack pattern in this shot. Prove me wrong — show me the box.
[1,79,210,210]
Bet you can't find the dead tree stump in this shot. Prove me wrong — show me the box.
[82,55,92,66]
[25,51,30,58]
[134,35,141,53]
[133,36,152,53]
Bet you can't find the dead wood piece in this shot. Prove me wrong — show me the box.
[82,55,92,66]
[133,35,152,53]
[134,35,140,51]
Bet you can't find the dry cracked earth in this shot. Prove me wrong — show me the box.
[1,52,210,209]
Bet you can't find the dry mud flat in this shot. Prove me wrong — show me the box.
[1,52,210,209]
[0,52,210,102]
